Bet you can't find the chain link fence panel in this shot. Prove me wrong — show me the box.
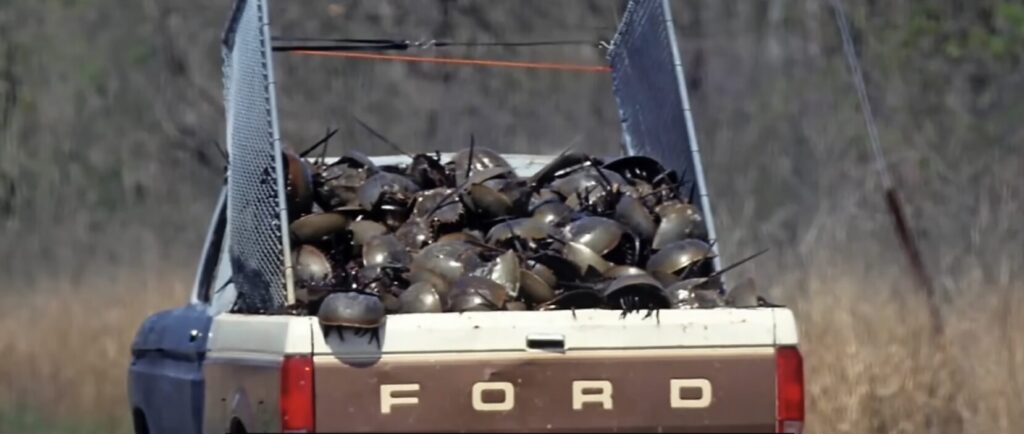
[221,0,293,313]
[608,0,721,270]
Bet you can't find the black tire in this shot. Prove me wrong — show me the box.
[131,408,150,434]
[230,418,248,434]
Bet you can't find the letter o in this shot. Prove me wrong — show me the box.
[472,382,515,412]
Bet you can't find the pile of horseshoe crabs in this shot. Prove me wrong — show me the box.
[280,143,773,334]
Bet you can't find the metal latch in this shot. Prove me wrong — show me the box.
[526,333,565,352]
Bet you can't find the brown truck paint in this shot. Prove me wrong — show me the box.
[203,356,284,434]
[314,348,776,433]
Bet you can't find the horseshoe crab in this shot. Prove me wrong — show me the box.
[652,201,708,249]
[411,188,465,230]
[409,240,484,284]
[452,146,514,185]
[538,289,604,310]
[615,194,656,240]
[293,245,335,303]
[485,218,553,252]
[290,212,351,245]
[519,268,556,304]
[602,273,672,314]
[408,153,449,189]
[284,150,315,221]
[277,147,765,319]
[473,250,521,298]
[448,276,508,312]
[646,239,716,285]
[318,291,386,328]
[531,199,573,226]
[357,172,420,226]
[399,281,444,313]
[563,241,613,277]
[363,234,411,268]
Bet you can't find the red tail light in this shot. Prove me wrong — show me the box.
[281,355,315,433]
[776,346,804,434]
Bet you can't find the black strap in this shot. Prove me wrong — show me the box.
[271,36,605,52]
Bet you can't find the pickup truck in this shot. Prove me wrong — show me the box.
[128,1,804,433]
[128,156,804,434]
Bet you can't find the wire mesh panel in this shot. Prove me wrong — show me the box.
[607,0,721,269]
[221,0,293,313]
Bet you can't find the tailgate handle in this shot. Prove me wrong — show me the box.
[526,334,565,352]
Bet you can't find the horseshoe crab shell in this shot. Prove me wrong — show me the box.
[293,245,334,302]
[409,240,484,284]
[465,184,514,218]
[615,194,656,240]
[646,239,715,283]
[293,245,333,285]
[602,155,673,185]
[448,276,508,312]
[551,167,625,212]
[395,219,434,251]
[399,282,444,313]
[505,301,529,311]
[284,150,315,221]
[519,268,555,304]
[564,216,624,256]
[408,153,449,189]
[485,218,552,250]
[318,292,386,328]
[316,168,364,210]
[437,230,484,244]
[357,172,420,211]
[337,149,378,172]
[452,146,515,185]
[602,274,671,310]
[473,250,521,298]
[604,265,647,279]
[531,199,573,226]
[652,201,708,249]
[411,188,464,226]
[363,234,411,267]
[563,242,613,276]
[289,212,351,245]
[538,289,604,310]
[526,151,590,187]
[404,267,451,298]
[530,252,582,283]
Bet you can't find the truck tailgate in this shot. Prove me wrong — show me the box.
[311,308,797,433]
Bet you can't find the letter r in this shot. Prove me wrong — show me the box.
[572,380,613,410]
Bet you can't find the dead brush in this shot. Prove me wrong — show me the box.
[0,268,191,432]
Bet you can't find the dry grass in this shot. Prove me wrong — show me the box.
[0,268,191,433]
[1,261,1021,434]
[796,268,1024,434]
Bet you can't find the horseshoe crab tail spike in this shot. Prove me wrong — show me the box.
[352,114,413,158]
[708,247,770,281]
[587,156,614,194]
[316,127,335,166]
[300,127,339,158]
[465,133,476,180]
[213,140,229,165]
